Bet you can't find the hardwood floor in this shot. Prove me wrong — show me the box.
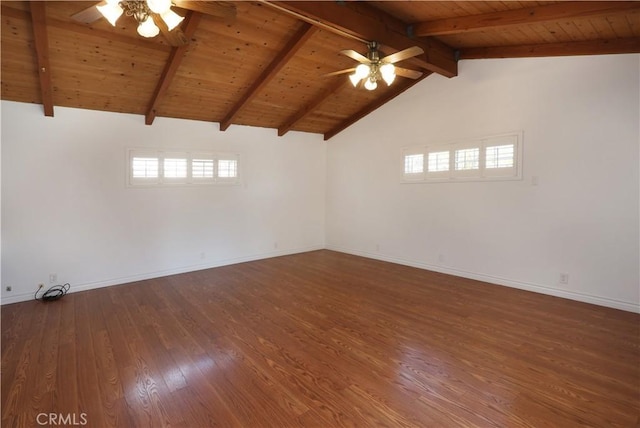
[2,250,639,427]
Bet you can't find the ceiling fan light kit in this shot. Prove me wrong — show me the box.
[363,77,377,90]
[336,42,423,91]
[137,15,160,37]
[97,0,184,38]
[380,63,396,85]
[146,0,171,14]
[160,9,185,31]
[97,1,123,26]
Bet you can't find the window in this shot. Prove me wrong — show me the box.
[132,157,158,179]
[404,154,424,174]
[401,132,522,183]
[427,151,449,172]
[192,158,215,178]
[486,144,514,169]
[163,157,187,178]
[217,159,238,178]
[454,148,479,171]
[128,149,240,186]
[402,151,425,181]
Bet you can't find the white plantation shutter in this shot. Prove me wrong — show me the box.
[217,159,238,178]
[425,148,450,180]
[427,151,449,172]
[454,148,480,171]
[402,149,425,181]
[129,150,160,185]
[452,143,482,179]
[486,144,514,169]
[163,157,187,178]
[404,154,424,174]
[192,158,215,179]
[216,155,240,183]
[132,157,159,178]
[483,134,519,178]
[127,150,241,186]
[402,132,522,183]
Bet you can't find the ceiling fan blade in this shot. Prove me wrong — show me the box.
[381,46,424,64]
[395,67,423,79]
[324,68,356,77]
[172,1,236,23]
[340,50,371,64]
[152,13,189,46]
[71,1,103,24]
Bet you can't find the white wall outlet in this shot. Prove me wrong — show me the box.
[49,273,57,284]
[438,253,445,263]
[559,273,569,285]
[274,242,279,249]
[376,244,380,252]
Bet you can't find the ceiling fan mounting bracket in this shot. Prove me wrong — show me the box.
[120,1,152,23]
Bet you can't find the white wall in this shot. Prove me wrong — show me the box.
[326,54,640,312]
[3,55,638,312]
[1,102,326,304]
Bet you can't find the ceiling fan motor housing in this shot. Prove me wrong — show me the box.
[367,41,381,62]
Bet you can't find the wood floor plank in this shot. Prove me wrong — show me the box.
[1,250,638,427]
[74,292,109,428]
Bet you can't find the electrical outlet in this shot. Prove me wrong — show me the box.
[5,286,12,292]
[559,273,569,285]
[49,273,57,284]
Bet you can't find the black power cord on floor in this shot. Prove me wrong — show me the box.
[34,283,70,301]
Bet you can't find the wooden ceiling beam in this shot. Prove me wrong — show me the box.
[145,12,201,125]
[219,22,318,131]
[413,2,640,37]
[278,79,348,136]
[460,38,640,59]
[28,1,54,117]
[263,1,457,78]
[324,73,432,141]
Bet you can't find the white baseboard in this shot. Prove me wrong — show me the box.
[4,244,637,314]
[0,245,324,306]
[325,245,640,314]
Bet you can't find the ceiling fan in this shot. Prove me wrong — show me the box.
[71,0,236,46]
[327,42,424,90]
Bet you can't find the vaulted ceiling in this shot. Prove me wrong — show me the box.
[2,1,639,140]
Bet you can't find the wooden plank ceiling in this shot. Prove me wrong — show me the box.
[2,1,639,140]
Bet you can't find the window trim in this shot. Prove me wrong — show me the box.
[127,149,241,187]
[401,131,523,184]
